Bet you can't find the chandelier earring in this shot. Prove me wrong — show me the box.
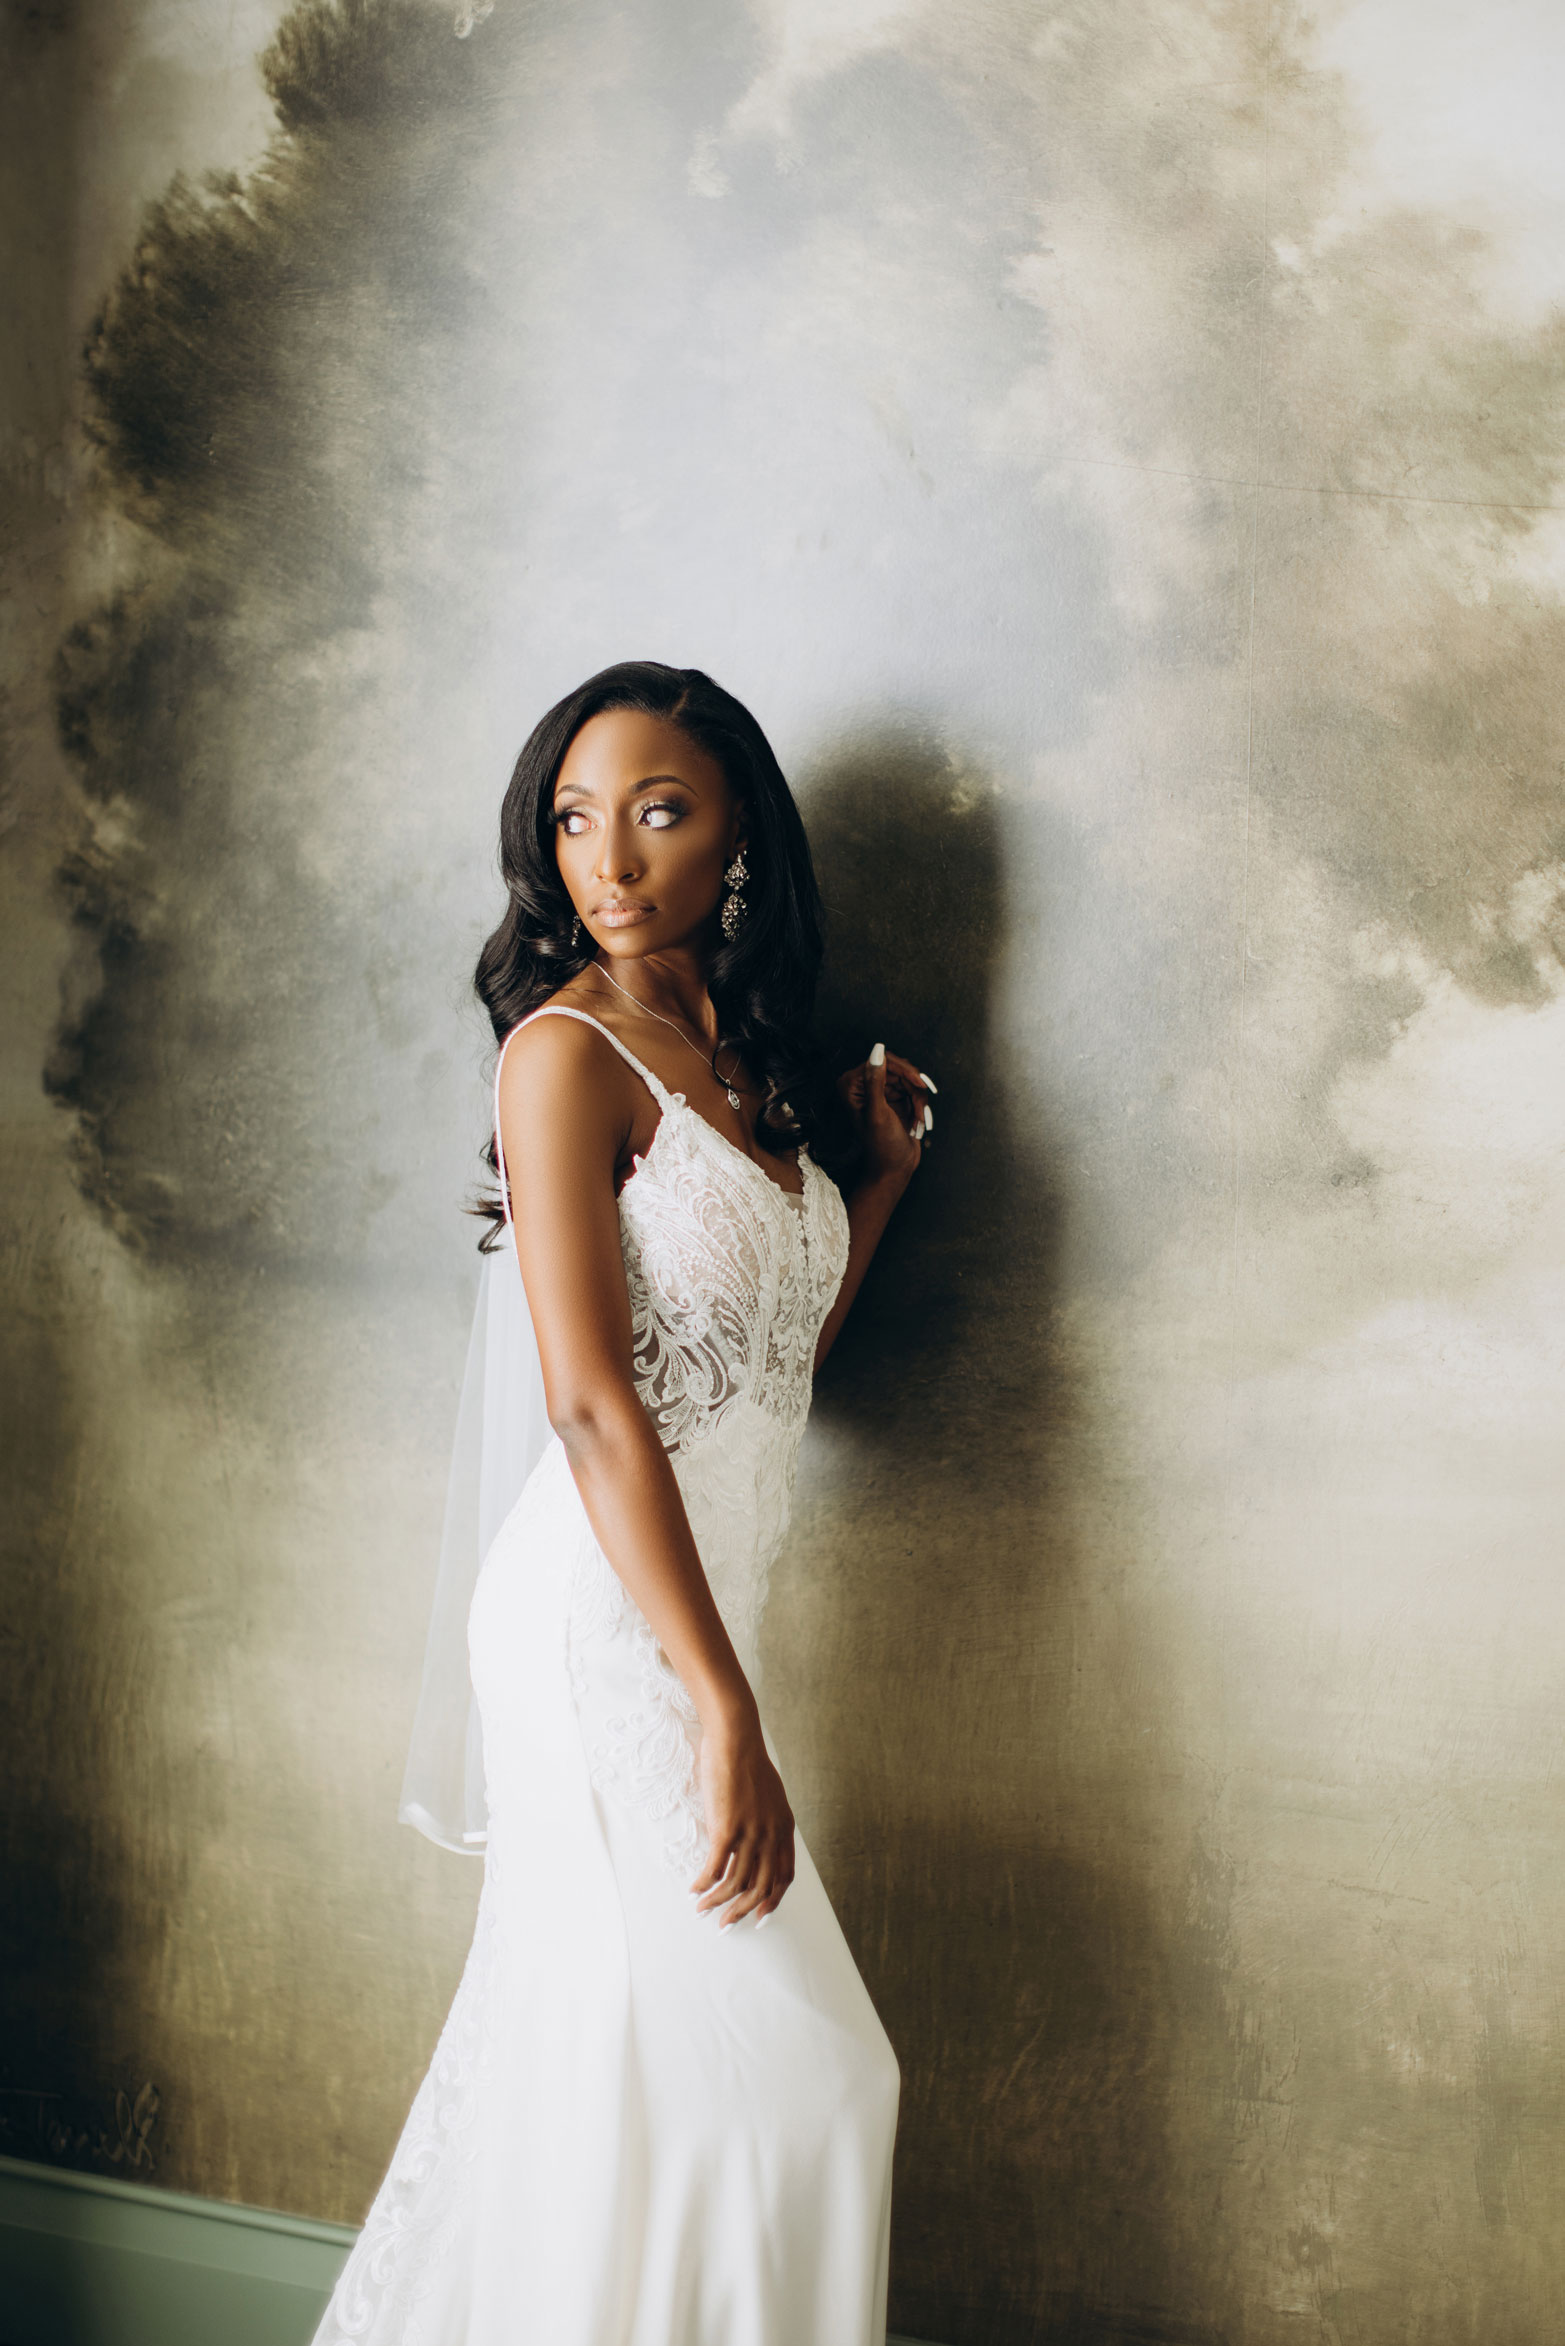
[720,850,750,942]
[570,914,583,948]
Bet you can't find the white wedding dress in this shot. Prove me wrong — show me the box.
[312,1007,900,2346]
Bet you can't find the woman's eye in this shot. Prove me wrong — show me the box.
[556,809,591,834]
[639,801,684,828]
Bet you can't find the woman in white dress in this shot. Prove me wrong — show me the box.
[314,662,932,2346]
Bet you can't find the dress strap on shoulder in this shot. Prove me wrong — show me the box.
[517,1005,676,1108]
[492,1005,674,1228]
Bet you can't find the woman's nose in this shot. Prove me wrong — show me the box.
[594,823,641,882]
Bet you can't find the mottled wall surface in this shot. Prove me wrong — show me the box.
[4,1,1565,2338]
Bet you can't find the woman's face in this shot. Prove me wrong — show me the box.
[552,708,742,960]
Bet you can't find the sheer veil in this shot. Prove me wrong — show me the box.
[399,1030,548,1854]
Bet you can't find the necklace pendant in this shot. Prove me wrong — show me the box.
[726,1085,741,1112]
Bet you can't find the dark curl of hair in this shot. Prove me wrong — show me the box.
[473,660,840,1247]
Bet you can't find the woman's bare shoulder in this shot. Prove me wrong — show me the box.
[497,992,637,1115]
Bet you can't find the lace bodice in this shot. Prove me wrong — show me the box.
[494,1005,849,1876]
[498,1008,848,1848]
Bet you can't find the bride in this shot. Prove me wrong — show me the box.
[313,661,932,2345]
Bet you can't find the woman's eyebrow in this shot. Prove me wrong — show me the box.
[555,771,698,804]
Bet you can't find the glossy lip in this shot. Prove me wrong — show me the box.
[592,901,656,927]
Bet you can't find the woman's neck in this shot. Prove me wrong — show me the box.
[588,948,718,1043]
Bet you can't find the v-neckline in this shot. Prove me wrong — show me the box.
[628,1094,810,1211]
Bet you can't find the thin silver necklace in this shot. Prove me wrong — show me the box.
[590,962,745,1113]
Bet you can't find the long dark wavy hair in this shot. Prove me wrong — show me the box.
[473,660,837,1247]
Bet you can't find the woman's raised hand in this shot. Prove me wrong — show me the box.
[838,1043,933,1190]
[690,1706,796,1930]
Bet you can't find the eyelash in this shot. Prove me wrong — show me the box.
[555,799,684,835]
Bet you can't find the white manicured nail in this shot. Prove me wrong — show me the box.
[869,1042,885,1068]
[924,1105,934,1132]
[756,1913,773,1931]
[919,1071,938,1094]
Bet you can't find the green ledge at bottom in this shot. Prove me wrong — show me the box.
[0,2151,936,2346]
[0,2152,354,2346]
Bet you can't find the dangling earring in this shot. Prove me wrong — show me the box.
[570,914,583,948]
[721,851,749,942]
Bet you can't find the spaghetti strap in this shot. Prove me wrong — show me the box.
[492,1004,674,1228]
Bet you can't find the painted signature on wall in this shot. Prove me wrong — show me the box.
[0,2079,159,2171]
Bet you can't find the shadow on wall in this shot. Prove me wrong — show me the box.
[0,0,181,2202]
[808,731,1040,1447]
[779,737,1215,2346]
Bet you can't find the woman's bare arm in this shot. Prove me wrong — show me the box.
[498,1015,793,1927]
